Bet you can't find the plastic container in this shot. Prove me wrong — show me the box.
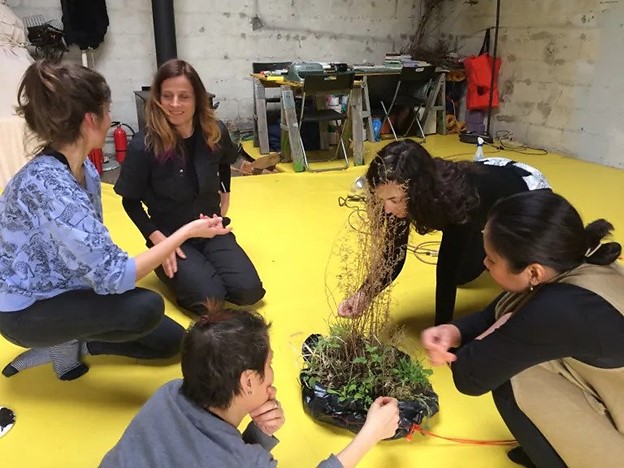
[474,136,485,161]
[372,118,382,142]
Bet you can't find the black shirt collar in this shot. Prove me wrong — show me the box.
[42,148,71,169]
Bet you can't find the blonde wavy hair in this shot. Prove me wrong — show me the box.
[145,59,220,160]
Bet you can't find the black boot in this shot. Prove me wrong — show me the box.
[508,446,536,467]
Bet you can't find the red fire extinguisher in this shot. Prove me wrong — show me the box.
[114,124,128,164]
[88,148,104,174]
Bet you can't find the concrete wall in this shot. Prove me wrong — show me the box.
[434,0,624,169]
[7,0,420,132]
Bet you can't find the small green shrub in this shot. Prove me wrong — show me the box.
[302,326,435,410]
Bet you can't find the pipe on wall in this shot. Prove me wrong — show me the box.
[151,0,177,67]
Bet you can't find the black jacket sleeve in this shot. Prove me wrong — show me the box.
[361,217,410,295]
[121,197,157,239]
[383,217,410,286]
[449,285,608,396]
[450,295,500,344]
[114,133,151,200]
[217,121,237,193]
[219,163,232,193]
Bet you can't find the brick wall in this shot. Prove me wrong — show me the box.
[434,0,624,169]
[7,0,420,132]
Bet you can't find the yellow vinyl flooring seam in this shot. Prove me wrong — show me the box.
[1,135,623,467]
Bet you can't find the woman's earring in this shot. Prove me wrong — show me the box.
[247,390,253,396]
[529,284,534,292]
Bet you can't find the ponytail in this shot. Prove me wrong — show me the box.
[584,219,622,265]
[487,191,621,273]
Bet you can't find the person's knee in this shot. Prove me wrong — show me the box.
[129,290,165,332]
[155,320,185,358]
[0,317,24,347]
[178,284,227,314]
[227,283,266,306]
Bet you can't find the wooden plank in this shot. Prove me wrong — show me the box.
[420,72,444,132]
[350,87,364,166]
[253,78,270,154]
[280,86,305,172]
[437,73,447,135]
[360,77,375,142]
[252,81,259,148]
[279,88,291,163]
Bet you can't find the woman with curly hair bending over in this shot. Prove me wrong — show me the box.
[114,59,265,314]
[338,139,550,325]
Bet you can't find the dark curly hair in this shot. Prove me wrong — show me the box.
[366,140,481,234]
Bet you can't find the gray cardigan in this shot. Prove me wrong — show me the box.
[101,380,342,468]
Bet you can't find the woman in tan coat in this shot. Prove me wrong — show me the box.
[422,190,624,467]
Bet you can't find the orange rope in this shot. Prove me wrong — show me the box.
[407,423,518,446]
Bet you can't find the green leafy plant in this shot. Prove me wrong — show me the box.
[303,184,438,425]
[302,324,435,412]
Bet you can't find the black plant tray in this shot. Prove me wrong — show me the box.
[300,334,439,439]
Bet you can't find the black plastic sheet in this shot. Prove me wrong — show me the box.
[301,334,439,439]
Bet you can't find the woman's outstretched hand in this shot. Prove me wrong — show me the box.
[421,324,462,366]
[334,396,400,468]
[136,215,231,282]
[361,396,400,441]
[338,290,369,318]
[148,230,187,279]
[188,214,232,239]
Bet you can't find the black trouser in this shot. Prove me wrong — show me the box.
[493,381,567,468]
[154,232,265,314]
[0,288,184,359]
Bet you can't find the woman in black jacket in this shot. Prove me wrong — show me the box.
[115,59,265,314]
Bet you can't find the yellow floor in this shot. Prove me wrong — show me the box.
[1,135,623,467]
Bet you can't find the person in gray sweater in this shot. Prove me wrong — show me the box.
[101,304,400,468]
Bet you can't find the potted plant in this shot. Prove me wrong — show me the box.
[300,190,439,438]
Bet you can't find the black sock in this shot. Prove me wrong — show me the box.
[2,341,88,380]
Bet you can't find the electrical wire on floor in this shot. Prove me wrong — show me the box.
[406,242,439,265]
[442,141,548,160]
[337,194,366,208]
[490,130,549,155]
[338,194,440,265]
[407,423,517,446]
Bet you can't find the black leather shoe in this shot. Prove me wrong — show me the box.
[507,446,536,467]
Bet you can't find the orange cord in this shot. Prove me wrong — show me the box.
[407,423,518,446]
